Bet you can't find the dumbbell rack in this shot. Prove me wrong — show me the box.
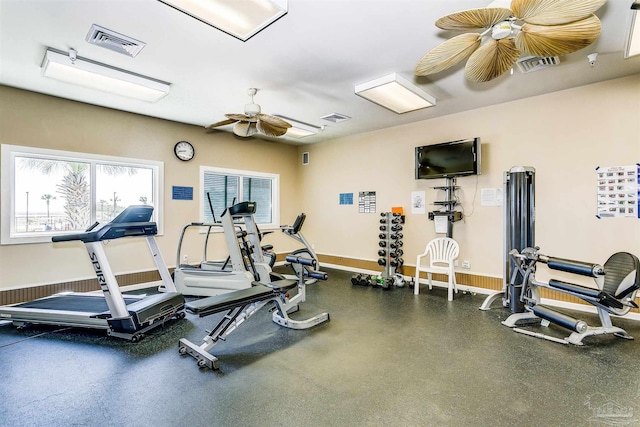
[377,212,404,288]
[351,212,404,289]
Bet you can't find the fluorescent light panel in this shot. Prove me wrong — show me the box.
[159,0,287,41]
[625,1,640,58]
[41,49,170,102]
[275,115,321,138]
[355,73,435,114]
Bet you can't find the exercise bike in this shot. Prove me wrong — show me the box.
[264,213,320,283]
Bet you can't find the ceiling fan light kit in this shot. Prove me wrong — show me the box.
[354,73,436,114]
[158,0,287,41]
[416,0,607,83]
[41,48,171,102]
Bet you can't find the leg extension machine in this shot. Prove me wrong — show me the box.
[502,247,640,345]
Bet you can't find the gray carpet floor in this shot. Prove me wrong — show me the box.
[1,267,639,427]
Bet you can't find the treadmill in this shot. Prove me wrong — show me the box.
[0,205,185,342]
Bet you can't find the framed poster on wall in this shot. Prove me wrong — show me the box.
[596,164,639,218]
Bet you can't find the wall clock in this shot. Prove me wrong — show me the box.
[174,141,194,161]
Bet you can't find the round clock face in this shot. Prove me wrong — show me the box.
[174,141,194,161]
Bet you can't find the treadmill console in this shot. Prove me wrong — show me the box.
[112,205,153,223]
[228,201,257,216]
[53,205,157,243]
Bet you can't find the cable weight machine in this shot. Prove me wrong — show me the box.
[480,166,536,312]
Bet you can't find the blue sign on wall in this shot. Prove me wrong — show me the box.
[172,186,193,200]
[339,193,353,205]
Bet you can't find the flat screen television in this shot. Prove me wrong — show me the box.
[415,137,481,179]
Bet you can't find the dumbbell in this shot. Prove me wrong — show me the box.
[390,241,403,249]
[377,258,386,266]
[378,241,387,247]
[390,258,404,268]
[379,218,387,224]
[390,250,403,259]
[379,225,387,231]
[391,224,403,232]
[383,277,395,290]
[379,233,387,240]
[390,233,403,240]
[378,249,386,257]
[369,276,381,288]
[361,275,374,286]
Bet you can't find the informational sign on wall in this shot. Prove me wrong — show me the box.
[339,193,354,205]
[411,191,426,214]
[358,191,376,213]
[596,165,639,218]
[172,186,193,201]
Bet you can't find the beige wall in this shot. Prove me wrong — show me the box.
[2,75,639,292]
[297,75,640,283]
[0,86,300,290]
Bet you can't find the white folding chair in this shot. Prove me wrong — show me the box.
[414,237,459,301]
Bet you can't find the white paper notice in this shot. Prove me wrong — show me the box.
[480,188,503,206]
[411,191,426,214]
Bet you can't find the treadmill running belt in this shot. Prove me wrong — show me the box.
[14,295,141,314]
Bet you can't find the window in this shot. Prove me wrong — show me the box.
[200,166,279,228]
[1,144,163,245]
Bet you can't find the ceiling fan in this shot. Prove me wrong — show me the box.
[206,88,291,137]
[415,0,606,83]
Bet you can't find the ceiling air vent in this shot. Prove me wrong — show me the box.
[321,112,351,123]
[516,56,560,73]
[85,24,146,57]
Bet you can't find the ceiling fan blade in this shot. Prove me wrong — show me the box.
[206,118,237,129]
[511,0,606,26]
[436,7,513,31]
[416,33,481,76]
[257,120,289,137]
[226,113,258,122]
[233,121,258,137]
[516,14,601,57]
[464,38,520,83]
[257,114,292,129]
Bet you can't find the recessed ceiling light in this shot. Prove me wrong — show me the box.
[158,0,287,41]
[355,73,435,114]
[41,48,170,102]
[275,115,321,138]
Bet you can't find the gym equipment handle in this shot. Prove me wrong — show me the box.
[531,305,588,333]
[306,271,328,281]
[543,256,604,277]
[286,255,317,268]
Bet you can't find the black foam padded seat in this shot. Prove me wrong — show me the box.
[186,280,297,317]
[548,279,601,299]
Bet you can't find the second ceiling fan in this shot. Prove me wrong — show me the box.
[207,88,291,138]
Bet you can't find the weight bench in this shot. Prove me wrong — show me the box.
[502,248,640,345]
[179,256,330,369]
